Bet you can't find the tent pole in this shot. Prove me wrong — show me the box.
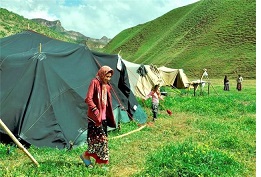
[0,119,39,167]
[39,43,42,53]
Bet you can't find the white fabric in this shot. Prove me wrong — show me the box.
[122,60,190,98]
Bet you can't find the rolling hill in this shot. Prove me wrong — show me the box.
[0,8,109,50]
[102,0,256,79]
[0,8,75,43]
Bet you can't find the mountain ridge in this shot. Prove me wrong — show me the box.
[31,18,110,48]
[0,8,110,50]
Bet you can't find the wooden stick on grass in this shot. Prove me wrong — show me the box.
[0,119,39,167]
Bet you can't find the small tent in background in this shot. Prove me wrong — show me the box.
[0,30,147,149]
[158,66,190,89]
[121,59,164,99]
[121,58,190,99]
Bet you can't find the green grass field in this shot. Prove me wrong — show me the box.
[0,79,256,177]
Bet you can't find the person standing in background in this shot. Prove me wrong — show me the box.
[236,75,243,91]
[224,75,230,91]
[80,66,116,169]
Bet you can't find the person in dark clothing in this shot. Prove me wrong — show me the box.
[224,75,230,91]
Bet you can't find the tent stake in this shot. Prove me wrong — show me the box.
[0,119,39,167]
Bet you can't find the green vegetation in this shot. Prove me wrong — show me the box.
[103,0,256,79]
[0,79,256,176]
[0,8,75,43]
[0,8,106,51]
[136,141,243,177]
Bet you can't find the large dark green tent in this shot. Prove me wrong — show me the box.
[0,30,147,149]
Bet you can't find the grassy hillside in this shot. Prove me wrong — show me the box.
[103,0,256,79]
[0,8,75,43]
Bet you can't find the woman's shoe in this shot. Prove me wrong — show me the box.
[101,166,109,171]
[80,155,93,168]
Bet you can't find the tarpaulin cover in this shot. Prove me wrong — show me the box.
[0,30,147,148]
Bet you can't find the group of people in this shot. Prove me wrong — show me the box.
[223,74,243,91]
[79,65,244,170]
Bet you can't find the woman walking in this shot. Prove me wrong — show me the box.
[80,66,116,168]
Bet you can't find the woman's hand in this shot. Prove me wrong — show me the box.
[94,109,99,117]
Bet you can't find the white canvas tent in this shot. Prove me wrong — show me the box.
[158,66,190,88]
[120,59,163,99]
[121,57,190,99]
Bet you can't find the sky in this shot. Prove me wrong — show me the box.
[1,0,199,39]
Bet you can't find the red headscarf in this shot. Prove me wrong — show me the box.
[96,66,114,107]
[96,66,114,81]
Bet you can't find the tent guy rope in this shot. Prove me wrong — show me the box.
[109,124,146,140]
